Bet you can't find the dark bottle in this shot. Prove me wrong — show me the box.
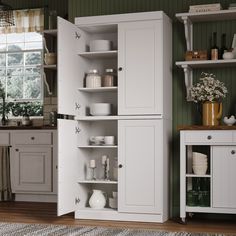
[219,33,227,59]
[211,32,219,60]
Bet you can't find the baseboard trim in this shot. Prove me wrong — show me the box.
[15,194,57,203]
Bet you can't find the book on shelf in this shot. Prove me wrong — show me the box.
[189,3,222,13]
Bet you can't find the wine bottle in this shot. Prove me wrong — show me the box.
[211,32,219,60]
[219,33,227,59]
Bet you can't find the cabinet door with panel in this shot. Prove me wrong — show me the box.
[118,119,163,214]
[10,146,52,193]
[118,20,163,115]
[212,146,236,209]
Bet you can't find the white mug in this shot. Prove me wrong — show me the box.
[104,136,115,145]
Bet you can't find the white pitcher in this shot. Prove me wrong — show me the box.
[89,189,106,209]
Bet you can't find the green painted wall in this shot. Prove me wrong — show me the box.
[68,0,236,217]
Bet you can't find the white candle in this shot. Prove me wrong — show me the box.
[102,155,107,165]
[90,159,96,168]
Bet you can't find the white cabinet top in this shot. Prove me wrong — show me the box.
[75,11,169,27]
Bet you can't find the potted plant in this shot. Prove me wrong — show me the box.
[190,72,228,126]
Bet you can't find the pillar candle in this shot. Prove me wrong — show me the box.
[90,159,96,168]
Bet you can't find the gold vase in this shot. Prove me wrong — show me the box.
[202,102,222,126]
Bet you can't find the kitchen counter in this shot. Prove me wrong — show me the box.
[0,125,57,130]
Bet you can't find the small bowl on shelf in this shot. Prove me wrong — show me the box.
[89,40,112,52]
[109,197,117,209]
[90,103,112,116]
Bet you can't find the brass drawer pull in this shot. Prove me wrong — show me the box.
[207,135,212,140]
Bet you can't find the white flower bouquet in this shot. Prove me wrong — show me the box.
[190,72,228,103]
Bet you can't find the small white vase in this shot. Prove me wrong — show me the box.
[89,189,106,209]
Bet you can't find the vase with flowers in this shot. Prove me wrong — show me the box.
[190,72,228,126]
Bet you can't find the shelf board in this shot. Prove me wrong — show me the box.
[78,180,118,184]
[186,206,212,212]
[75,116,118,121]
[79,207,117,212]
[43,29,58,36]
[43,64,57,70]
[176,59,236,68]
[176,9,236,23]
[78,145,117,149]
[78,87,117,93]
[78,50,117,59]
[186,174,211,178]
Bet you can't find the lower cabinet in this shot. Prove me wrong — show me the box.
[11,146,52,193]
[118,120,162,214]
[212,146,236,209]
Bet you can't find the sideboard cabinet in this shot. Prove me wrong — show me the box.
[57,11,172,223]
[180,127,236,222]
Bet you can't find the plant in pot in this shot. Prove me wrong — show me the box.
[190,72,228,126]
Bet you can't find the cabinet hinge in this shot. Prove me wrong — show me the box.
[75,127,81,134]
[75,103,81,110]
[75,197,80,204]
[75,32,81,39]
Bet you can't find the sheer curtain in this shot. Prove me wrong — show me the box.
[0,8,44,34]
[0,147,13,201]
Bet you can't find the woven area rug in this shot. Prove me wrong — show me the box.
[0,222,223,236]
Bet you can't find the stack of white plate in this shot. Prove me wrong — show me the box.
[192,152,208,175]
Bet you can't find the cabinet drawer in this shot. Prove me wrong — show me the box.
[184,131,233,144]
[0,132,10,145]
[12,132,52,145]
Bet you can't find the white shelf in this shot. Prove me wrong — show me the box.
[43,64,57,70]
[78,145,117,149]
[176,59,236,69]
[186,174,211,178]
[78,87,117,92]
[78,180,118,184]
[78,50,117,59]
[43,29,58,36]
[176,9,236,23]
[79,207,117,212]
[75,115,162,121]
[75,116,118,121]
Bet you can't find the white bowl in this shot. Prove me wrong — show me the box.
[193,165,208,175]
[90,103,112,116]
[109,197,117,209]
[89,40,112,52]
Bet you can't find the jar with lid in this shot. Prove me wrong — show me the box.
[102,69,117,87]
[85,69,101,88]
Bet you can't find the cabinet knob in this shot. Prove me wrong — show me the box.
[118,164,123,168]
[31,137,35,140]
[15,149,19,152]
[231,150,235,155]
[118,67,123,71]
[207,135,212,140]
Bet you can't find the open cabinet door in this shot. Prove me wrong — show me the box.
[57,17,84,116]
[57,119,80,216]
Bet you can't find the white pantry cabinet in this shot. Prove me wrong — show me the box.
[57,11,172,223]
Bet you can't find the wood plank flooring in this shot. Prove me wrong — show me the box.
[0,202,236,234]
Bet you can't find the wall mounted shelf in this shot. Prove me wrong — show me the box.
[78,145,118,149]
[78,50,117,59]
[43,29,58,36]
[78,180,118,184]
[78,87,117,92]
[175,9,236,101]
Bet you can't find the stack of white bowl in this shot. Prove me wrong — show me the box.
[192,152,208,175]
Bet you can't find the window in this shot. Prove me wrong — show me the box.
[0,32,43,117]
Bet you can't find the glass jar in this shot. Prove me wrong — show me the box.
[85,69,101,88]
[102,68,117,87]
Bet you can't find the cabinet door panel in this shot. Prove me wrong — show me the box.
[58,17,87,116]
[11,147,52,192]
[118,120,162,214]
[212,146,236,208]
[57,119,80,216]
[118,21,162,115]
